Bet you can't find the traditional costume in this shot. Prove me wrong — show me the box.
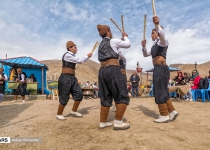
[13,68,27,103]
[97,24,130,130]
[142,23,179,123]
[56,41,90,120]
[0,68,8,105]
[112,50,127,112]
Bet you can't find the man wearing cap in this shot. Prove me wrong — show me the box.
[0,68,8,107]
[97,24,130,130]
[13,68,27,103]
[141,16,179,123]
[56,41,92,120]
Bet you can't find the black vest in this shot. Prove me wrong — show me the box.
[0,73,5,93]
[119,59,126,69]
[62,52,76,69]
[151,39,168,59]
[98,38,118,61]
[17,73,25,81]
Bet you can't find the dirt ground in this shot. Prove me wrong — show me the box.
[0,97,210,150]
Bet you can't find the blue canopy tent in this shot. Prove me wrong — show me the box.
[0,56,50,94]
[145,66,180,72]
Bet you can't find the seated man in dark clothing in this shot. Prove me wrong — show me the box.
[29,74,37,82]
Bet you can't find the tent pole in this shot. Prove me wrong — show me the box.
[42,67,44,95]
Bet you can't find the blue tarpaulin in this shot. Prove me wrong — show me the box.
[0,56,48,69]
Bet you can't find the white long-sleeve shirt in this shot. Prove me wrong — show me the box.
[1,73,8,81]
[118,50,126,64]
[17,74,25,82]
[142,25,169,57]
[63,51,89,64]
[105,36,130,55]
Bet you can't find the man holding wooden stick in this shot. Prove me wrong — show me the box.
[97,24,130,130]
[13,68,27,103]
[56,41,92,120]
[141,16,179,123]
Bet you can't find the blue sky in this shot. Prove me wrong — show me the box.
[1,0,210,71]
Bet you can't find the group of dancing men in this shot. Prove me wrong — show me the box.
[55,16,179,130]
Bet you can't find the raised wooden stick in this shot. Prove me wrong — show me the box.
[151,0,158,27]
[110,18,123,33]
[91,42,98,53]
[143,14,147,40]
[92,42,98,51]
[152,0,156,16]
[91,42,100,53]
[121,15,125,32]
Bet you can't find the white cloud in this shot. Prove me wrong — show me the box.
[13,23,26,32]
[171,15,184,22]
[0,19,7,30]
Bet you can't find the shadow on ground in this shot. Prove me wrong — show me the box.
[0,103,34,128]
[65,106,99,117]
[132,105,159,118]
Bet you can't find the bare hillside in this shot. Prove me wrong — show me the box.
[170,61,210,78]
[41,59,100,85]
[41,59,153,86]
[41,59,210,86]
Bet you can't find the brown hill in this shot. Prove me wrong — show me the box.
[170,61,210,79]
[41,59,153,86]
[41,59,210,86]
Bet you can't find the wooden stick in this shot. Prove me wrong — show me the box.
[110,18,123,33]
[121,15,125,32]
[151,0,158,27]
[143,14,147,40]
[152,0,156,16]
[91,42,98,53]
[93,42,100,53]
[92,42,98,51]
[91,42,100,53]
